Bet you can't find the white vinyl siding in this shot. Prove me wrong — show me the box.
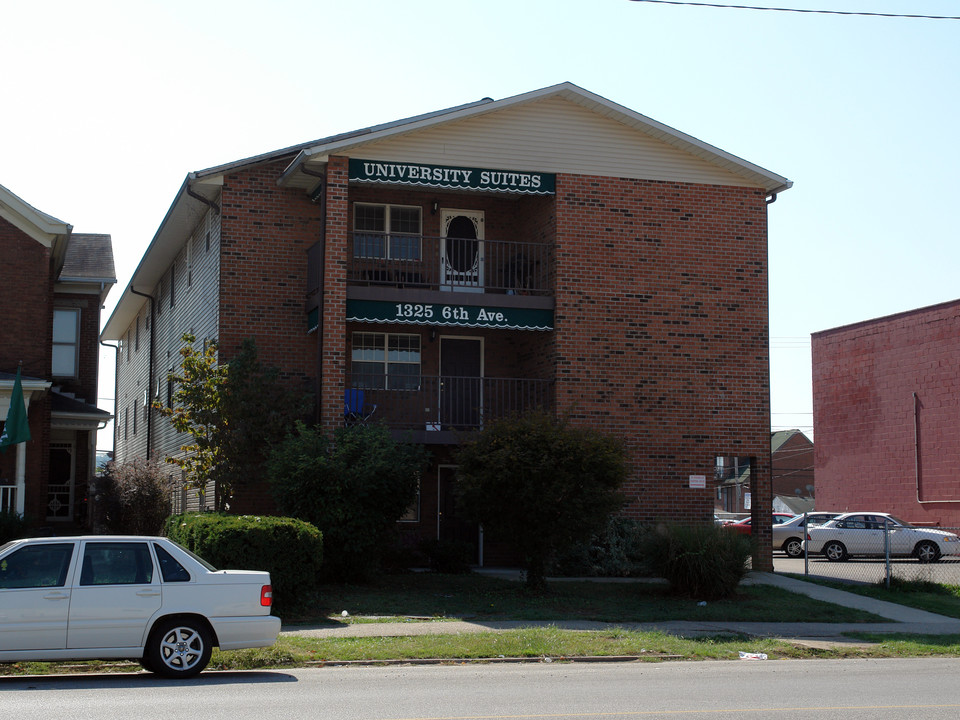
[350,96,761,189]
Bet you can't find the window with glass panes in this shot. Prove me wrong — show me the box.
[52,308,80,377]
[354,203,422,260]
[351,332,421,390]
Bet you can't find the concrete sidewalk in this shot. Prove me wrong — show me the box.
[281,572,960,647]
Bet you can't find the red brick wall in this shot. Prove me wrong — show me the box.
[53,293,102,404]
[553,175,772,533]
[813,300,960,526]
[1,216,53,377]
[217,158,325,513]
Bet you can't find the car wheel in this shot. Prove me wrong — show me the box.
[139,655,155,673]
[146,618,213,678]
[783,537,804,558]
[823,541,847,562]
[915,541,941,564]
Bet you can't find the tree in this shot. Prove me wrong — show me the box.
[266,422,429,581]
[154,334,309,511]
[154,334,226,508]
[218,338,312,501]
[454,411,628,592]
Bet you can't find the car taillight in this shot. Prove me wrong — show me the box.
[261,585,273,607]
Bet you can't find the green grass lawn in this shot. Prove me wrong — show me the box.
[285,572,884,624]
[784,575,960,619]
[7,572,960,677]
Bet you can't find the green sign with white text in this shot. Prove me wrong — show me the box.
[349,159,555,195]
[346,299,553,331]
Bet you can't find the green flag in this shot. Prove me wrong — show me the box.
[0,366,30,453]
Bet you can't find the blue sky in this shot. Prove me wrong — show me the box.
[3,0,958,450]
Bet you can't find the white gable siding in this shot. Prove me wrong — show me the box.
[349,96,761,188]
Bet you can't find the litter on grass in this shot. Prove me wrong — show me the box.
[738,651,768,660]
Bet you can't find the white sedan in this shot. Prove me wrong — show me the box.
[0,535,281,678]
[805,512,960,563]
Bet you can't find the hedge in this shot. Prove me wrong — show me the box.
[165,513,322,615]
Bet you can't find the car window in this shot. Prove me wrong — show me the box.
[80,542,153,585]
[154,543,192,582]
[0,543,74,589]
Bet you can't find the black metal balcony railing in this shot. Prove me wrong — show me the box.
[349,234,552,295]
[345,375,553,431]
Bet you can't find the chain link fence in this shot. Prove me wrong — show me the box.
[772,513,960,587]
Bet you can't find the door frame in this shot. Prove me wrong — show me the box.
[439,208,485,292]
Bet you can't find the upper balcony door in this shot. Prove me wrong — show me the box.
[440,209,484,293]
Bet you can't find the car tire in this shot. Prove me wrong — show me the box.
[823,541,848,562]
[783,538,804,558]
[139,655,155,673]
[145,617,213,679]
[915,540,941,564]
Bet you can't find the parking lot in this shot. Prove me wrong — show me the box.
[774,553,960,585]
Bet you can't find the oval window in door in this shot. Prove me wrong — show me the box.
[445,215,478,273]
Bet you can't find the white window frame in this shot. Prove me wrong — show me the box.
[351,332,421,390]
[353,203,422,261]
[52,308,80,378]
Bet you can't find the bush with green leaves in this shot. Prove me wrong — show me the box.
[0,510,32,544]
[95,457,171,535]
[266,421,429,582]
[549,516,651,578]
[641,522,751,599]
[164,512,322,615]
[454,411,627,592]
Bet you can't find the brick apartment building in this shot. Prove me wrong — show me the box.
[813,300,960,527]
[102,83,791,566]
[1,183,114,530]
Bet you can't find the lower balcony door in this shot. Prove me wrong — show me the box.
[439,336,482,430]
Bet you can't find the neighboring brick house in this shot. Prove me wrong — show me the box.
[0,183,115,531]
[770,429,815,515]
[101,83,790,567]
[813,300,960,527]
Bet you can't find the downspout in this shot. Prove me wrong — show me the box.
[302,167,327,425]
[186,179,221,216]
[129,288,156,457]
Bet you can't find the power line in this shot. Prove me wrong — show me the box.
[628,0,960,20]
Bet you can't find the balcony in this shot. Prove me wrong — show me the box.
[348,234,552,296]
[346,375,553,443]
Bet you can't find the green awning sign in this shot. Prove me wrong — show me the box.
[346,299,553,331]
[349,159,555,195]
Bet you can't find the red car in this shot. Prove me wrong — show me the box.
[725,513,796,535]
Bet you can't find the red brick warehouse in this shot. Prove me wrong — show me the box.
[102,83,791,568]
[814,299,960,527]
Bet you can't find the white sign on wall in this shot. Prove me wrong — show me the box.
[689,475,706,489]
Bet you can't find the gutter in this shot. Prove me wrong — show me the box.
[129,288,156,457]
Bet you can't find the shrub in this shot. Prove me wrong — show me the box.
[165,512,322,616]
[549,516,651,578]
[266,422,429,582]
[95,458,171,535]
[0,510,32,544]
[641,522,751,599]
[455,411,627,591]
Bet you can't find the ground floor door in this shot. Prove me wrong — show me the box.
[47,440,75,521]
[437,465,481,566]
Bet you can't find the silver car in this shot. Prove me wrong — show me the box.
[805,512,960,563]
[773,512,840,558]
